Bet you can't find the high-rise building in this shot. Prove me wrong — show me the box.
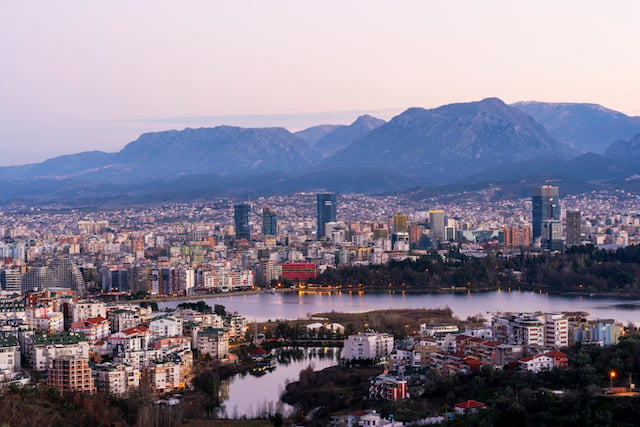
[262,208,277,236]
[566,210,582,247]
[501,225,532,248]
[429,210,445,243]
[393,214,408,233]
[541,220,563,251]
[532,185,560,240]
[234,203,251,241]
[316,193,337,239]
[47,356,95,394]
[408,224,424,243]
[1,268,21,292]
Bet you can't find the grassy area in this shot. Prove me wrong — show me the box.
[255,308,465,339]
[314,308,462,335]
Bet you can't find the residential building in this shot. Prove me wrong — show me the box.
[69,301,107,323]
[566,210,582,247]
[343,331,394,361]
[0,336,20,379]
[69,316,111,343]
[369,374,408,401]
[47,356,95,393]
[281,262,316,284]
[149,317,183,339]
[143,360,184,393]
[93,363,140,396]
[27,332,90,372]
[501,225,532,248]
[0,269,21,293]
[195,327,229,359]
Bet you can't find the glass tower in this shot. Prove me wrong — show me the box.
[262,208,277,236]
[234,203,251,241]
[532,185,560,240]
[316,193,337,239]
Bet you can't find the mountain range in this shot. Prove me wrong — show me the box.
[3,97,640,203]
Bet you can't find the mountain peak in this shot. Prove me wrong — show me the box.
[325,98,565,183]
[513,101,640,154]
[351,114,386,127]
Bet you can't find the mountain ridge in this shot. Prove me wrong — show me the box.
[1,97,639,202]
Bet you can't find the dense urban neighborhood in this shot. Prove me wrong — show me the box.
[0,187,638,424]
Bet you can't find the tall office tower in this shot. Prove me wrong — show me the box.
[429,209,445,242]
[262,208,277,236]
[532,185,560,240]
[566,210,582,247]
[316,193,337,239]
[541,220,563,251]
[393,213,408,233]
[234,203,251,241]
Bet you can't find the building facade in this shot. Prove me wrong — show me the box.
[234,203,251,241]
[316,193,337,239]
[532,185,560,241]
[262,208,277,236]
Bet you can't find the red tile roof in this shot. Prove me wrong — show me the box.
[544,350,568,359]
[454,400,486,409]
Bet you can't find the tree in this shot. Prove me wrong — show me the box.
[214,304,227,316]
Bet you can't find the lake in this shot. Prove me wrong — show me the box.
[158,289,640,325]
[216,347,341,418]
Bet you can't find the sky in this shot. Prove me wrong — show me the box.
[1,1,639,166]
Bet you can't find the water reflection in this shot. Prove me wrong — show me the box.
[217,346,340,419]
[158,290,640,325]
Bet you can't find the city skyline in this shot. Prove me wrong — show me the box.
[1,2,640,165]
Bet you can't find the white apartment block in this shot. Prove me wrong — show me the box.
[492,312,568,349]
[149,317,183,339]
[195,327,229,359]
[225,314,248,341]
[93,363,140,396]
[0,336,20,379]
[544,313,568,347]
[70,301,107,323]
[26,332,90,372]
[26,306,64,333]
[144,361,183,393]
[343,331,394,361]
[69,316,111,343]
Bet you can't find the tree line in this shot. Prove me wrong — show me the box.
[308,245,640,294]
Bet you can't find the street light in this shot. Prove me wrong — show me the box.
[610,370,616,390]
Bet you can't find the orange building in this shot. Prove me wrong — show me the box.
[502,225,532,248]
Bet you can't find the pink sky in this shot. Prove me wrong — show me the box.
[1,1,639,165]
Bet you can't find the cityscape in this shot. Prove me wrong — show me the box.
[3,1,640,426]
[0,184,639,424]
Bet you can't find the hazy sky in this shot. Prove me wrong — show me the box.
[1,1,639,165]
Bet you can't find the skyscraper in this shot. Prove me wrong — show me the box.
[393,213,408,233]
[429,209,445,243]
[532,185,560,240]
[566,210,582,247]
[316,193,337,239]
[262,208,277,236]
[234,203,251,241]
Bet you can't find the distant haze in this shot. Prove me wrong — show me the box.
[1,1,639,165]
